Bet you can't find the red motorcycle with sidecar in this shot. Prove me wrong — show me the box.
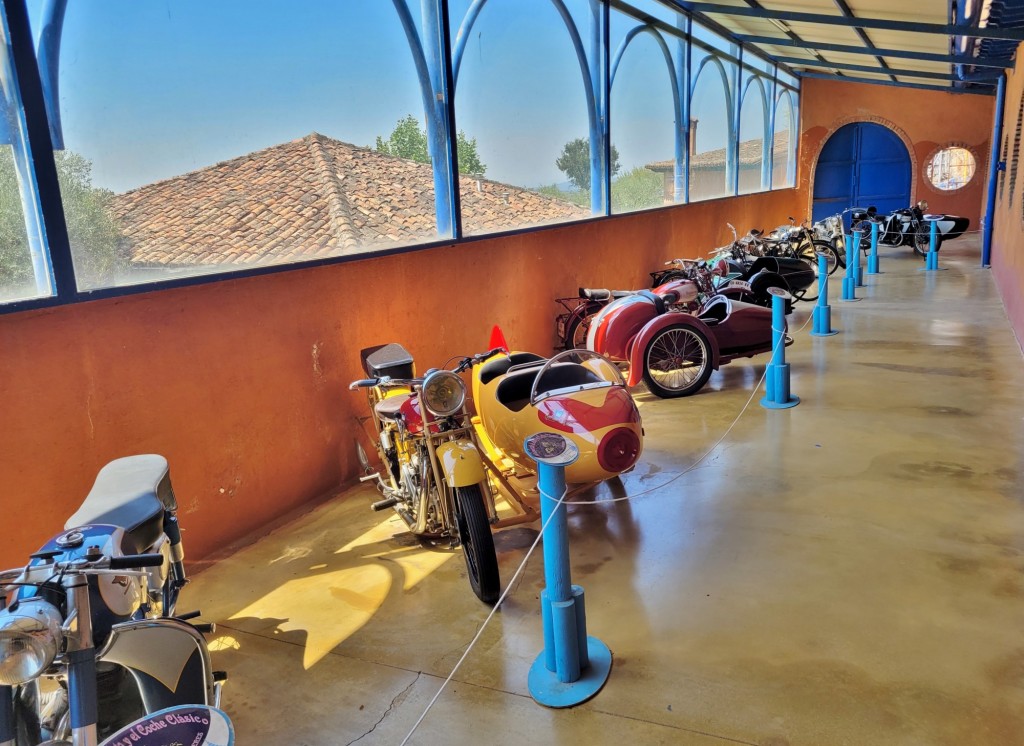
[586,271,789,398]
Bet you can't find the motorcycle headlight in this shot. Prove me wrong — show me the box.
[0,599,62,685]
[421,371,466,417]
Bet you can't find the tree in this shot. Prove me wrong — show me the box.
[555,137,620,192]
[0,148,125,297]
[611,167,664,213]
[375,114,486,175]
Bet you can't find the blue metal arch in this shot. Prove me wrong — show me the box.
[739,74,769,190]
[610,24,685,202]
[774,88,797,186]
[451,0,606,214]
[689,53,735,191]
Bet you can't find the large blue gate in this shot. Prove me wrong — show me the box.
[811,122,911,225]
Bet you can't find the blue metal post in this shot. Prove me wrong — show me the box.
[527,438,611,708]
[866,221,880,274]
[853,227,865,287]
[841,231,861,301]
[810,252,838,337]
[982,73,1006,267]
[760,289,800,409]
[925,218,940,271]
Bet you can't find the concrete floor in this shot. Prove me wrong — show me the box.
[188,235,1024,745]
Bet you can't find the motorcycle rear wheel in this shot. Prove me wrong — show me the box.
[564,301,603,350]
[913,225,941,257]
[642,324,713,398]
[455,484,500,604]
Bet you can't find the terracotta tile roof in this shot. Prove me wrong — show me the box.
[111,133,589,267]
[646,131,790,172]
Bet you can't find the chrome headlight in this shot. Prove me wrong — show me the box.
[421,371,466,417]
[0,599,63,685]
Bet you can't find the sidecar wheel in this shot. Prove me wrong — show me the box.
[642,324,713,398]
[913,226,940,257]
[455,484,500,605]
[564,301,603,350]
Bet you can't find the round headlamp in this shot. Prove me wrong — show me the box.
[0,599,62,686]
[421,371,466,417]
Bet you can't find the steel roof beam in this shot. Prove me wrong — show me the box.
[799,70,996,92]
[736,34,1015,66]
[829,0,896,82]
[733,0,841,75]
[683,2,1024,40]
[770,55,996,79]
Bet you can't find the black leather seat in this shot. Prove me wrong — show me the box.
[65,455,172,551]
[477,352,545,385]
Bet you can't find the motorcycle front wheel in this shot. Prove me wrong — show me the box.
[455,484,500,604]
[642,324,713,398]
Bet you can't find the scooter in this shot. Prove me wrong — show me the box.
[850,201,970,257]
[0,455,224,745]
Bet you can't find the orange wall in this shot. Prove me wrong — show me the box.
[796,78,994,227]
[989,47,1024,348]
[0,190,798,569]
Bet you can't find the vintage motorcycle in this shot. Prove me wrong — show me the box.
[470,347,643,485]
[587,284,787,399]
[351,344,501,604]
[850,201,970,257]
[0,455,224,745]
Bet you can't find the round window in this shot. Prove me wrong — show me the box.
[925,146,977,192]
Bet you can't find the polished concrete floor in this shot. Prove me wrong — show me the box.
[189,235,1024,745]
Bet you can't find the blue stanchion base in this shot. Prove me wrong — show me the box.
[760,394,800,409]
[809,329,839,337]
[918,267,948,272]
[854,269,865,288]
[866,257,880,275]
[529,637,612,708]
[838,297,862,302]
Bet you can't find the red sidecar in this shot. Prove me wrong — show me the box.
[586,292,783,398]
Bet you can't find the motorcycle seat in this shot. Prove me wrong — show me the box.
[66,455,173,552]
[495,362,604,412]
[478,352,545,386]
[374,392,412,420]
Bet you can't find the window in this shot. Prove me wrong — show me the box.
[925,146,976,192]
[29,1,450,291]
[1,6,53,304]
[689,56,732,201]
[772,91,794,188]
[738,74,767,194]
[450,0,596,233]
[609,1,685,213]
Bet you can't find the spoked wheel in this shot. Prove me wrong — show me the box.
[851,220,875,255]
[564,301,603,350]
[798,239,840,276]
[642,324,713,398]
[454,484,500,604]
[831,236,847,269]
[913,225,940,257]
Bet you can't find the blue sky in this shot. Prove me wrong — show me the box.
[27,0,789,193]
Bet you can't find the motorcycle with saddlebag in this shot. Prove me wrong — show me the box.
[0,455,225,745]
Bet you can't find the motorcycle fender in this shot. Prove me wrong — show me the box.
[98,618,214,711]
[626,314,720,387]
[436,440,486,488]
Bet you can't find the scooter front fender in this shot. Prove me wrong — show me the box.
[436,440,486,488]
[626,313,721,387]
[98,618,215,714]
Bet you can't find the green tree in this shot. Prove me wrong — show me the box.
[375,114,486,175]
[0,148,125,296]
[555,137,620,192]
[611,167,664,212]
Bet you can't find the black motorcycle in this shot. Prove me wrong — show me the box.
[850,201,970,257]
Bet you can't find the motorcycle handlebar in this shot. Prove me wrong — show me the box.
[109,553,165,570]
[349,378,381,390]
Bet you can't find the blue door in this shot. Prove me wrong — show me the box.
[812,122,911,225]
